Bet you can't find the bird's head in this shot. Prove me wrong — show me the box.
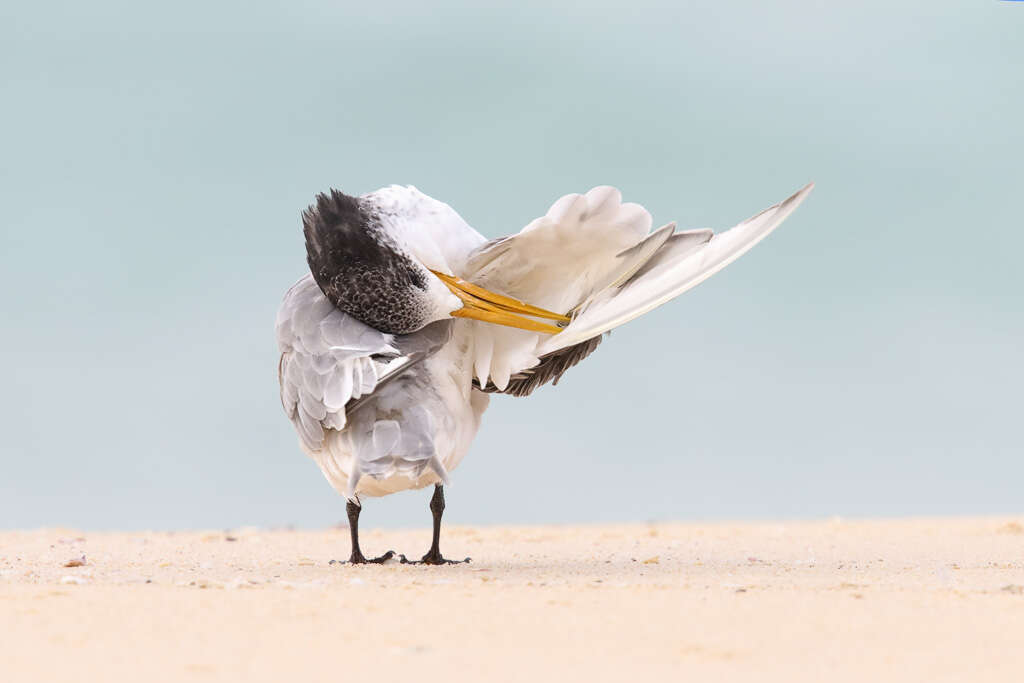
[302,189,567,336]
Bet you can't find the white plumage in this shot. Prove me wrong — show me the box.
[275,182,812,562]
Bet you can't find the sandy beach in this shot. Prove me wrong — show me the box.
[2,517,1022,682]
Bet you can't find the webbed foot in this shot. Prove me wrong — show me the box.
[399,551,470,566]
[330,550,396,565]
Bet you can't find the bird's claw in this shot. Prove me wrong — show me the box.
[329,550,396,565]
[399,552,471,566]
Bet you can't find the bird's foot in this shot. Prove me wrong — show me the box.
[399,551,471,566]
[330,550,396,565]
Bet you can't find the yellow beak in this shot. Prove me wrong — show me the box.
[430,270,569,335]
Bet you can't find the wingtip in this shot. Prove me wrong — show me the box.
[788,181,815,202]
[775,181,815,215]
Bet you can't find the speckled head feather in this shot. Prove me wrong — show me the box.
[302,189,434,334]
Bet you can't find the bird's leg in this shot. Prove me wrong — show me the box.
[342,499,394,565]
[401,485,470,565]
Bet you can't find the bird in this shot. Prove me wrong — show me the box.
[276,182,813,564]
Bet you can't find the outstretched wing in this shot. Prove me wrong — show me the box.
[539,182,814,355]
[458,183,813,393]
[460,186,671,391]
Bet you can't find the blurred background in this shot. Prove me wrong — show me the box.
[2,1,1021,530]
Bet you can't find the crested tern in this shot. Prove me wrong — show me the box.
[276,182,813,563]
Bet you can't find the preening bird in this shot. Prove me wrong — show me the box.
[276,182,813,564]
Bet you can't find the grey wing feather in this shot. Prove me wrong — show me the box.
[342,343,455,496]
[276,275,398,452]
[345,319,453,415]
[622,228,714,285]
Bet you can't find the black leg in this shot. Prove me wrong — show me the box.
[401,485,470,565]
[340,499,394,565]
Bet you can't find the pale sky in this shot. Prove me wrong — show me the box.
[2,0,1021,529]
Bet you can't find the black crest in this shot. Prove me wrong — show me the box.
[302,190,431,334]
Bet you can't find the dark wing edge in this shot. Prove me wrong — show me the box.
[473,334,603,397]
